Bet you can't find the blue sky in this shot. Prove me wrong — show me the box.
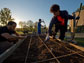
[0,0,84,27]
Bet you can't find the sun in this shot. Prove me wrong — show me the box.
[14,18,21,28]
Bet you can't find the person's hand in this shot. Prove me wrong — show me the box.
[49,36,53,39]
[17,36,26,39]
[11,34,26,39]
[76,16,80,20]
[8,37,18,43]
[45,34,53,42]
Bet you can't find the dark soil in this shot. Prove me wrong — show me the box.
[3,35,84,63]
[3,36,31,63]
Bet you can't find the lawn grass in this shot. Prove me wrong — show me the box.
[16,31,24,35]
[75,38,84,47]
[64,37,84,47]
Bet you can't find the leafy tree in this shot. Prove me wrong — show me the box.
[26,20,34,31]
[27,20,33,27]
[19,21,24,28]
[0,8,14,26]
[19,21,28,31]
[34,21,38,33]
[19,20,34,32]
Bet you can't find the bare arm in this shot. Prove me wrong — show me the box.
[11,33,26,39]
[1,33,18,42]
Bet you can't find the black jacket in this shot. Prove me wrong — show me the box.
[49,10,75,35]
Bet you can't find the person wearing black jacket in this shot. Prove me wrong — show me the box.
[0,21,25,54]
[48,4,79,40]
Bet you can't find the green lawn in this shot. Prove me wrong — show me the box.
[75,38,84,47]
[16,31,24,35]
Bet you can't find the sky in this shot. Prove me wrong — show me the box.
[0,0,84,28]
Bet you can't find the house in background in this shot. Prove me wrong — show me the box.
[69,9,84,33]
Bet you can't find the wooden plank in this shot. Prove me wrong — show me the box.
[69,43,84,51]
[0,36,27,63]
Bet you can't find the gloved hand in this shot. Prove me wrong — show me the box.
[76,16,80,20]
[45,34,53,42]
